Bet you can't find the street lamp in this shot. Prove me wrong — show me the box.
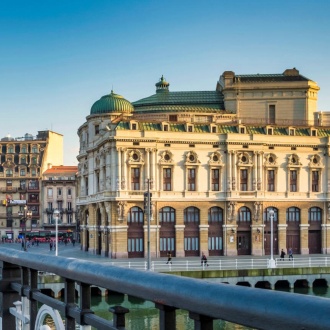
[268,209,276,268]
[18,206,32,252]
[53,209,60,256]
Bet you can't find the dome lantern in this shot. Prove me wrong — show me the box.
[155,75,169,93]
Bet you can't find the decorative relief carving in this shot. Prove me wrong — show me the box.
[309,154,323,167]
[159,150,173,164]
[287,154,302,167]
[227,201,237,222]
[117,201,127,221]
[208,151,223,165]
[254,202,261,222]
[127,149,144,164]
[237,152,252,166]
[185,151,200,164]
[264,153,277,166]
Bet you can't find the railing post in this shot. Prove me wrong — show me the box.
[155,303,176,330]
[78,282,94,329]
[21,267,30,329]
[65,279,76,330]
[189,312,214,330]
[29,269,39,330]
[0,261,21,329]
[109,306,129,328]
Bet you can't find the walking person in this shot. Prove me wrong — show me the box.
[50,241,53,251]
[288,247,293,260]
[280,249,286,261]
[166,251,172,264]
[201,252,209,267]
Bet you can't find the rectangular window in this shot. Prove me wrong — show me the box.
[95,125,99,135]
[57,188,62,197]
[20,180,26,190]
[20,168,26,176]
[67,202,72,210]
[290,170,297,192]
[188,168,196,191]
[269,105,275,124]
[211,169,220,191]
[240,169,248,191]
[47,188,53,198]
[67,214,73,224]
[312,170,319,192]
[169,115,177,122]
[85,177,88,195]
[131,168,140,190]
[163,168,172,191]
[267,170,275,191]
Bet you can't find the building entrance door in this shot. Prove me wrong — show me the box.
[237,232,251,255]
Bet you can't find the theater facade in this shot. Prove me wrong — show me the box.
[77,68,330,258]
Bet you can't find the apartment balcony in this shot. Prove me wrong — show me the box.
[27,185,40,192]
[46,208,54,214]
[65,208,75,214]
[0,187,18,193]
[18,186,27,192]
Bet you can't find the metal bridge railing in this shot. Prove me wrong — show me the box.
[0,247,330,330]
[104,257,330,272]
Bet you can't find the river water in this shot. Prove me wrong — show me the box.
[43,284,329,329]
[87,285,330,330]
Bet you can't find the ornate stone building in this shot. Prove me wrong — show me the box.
[0,131,63,241]
[77,68,330,258]
[41,165,78,238]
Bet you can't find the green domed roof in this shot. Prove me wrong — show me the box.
[90,90,134,115]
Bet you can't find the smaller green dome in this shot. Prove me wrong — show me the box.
[90,90,134,115]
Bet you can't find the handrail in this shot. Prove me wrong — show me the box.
[0,248,330,329]
[102,257,330,272]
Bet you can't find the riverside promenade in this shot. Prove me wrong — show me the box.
[0,241,326,270]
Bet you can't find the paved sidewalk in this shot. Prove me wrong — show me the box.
[0,242,324,264]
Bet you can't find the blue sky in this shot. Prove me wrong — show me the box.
[1,0,330,165]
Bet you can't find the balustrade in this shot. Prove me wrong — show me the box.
[0,248,329,329]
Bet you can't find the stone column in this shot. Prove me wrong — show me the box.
[232,152,237,191]
[175,225,185,257]
[227,151,231,191]
[251,224,264,256]
[199,225,209,255]
[88,204,97,254]
[224,225,237,256]
[300,224,310,255]
[277,224,287,256]
[116,148,122,191]
[105,147,111,190]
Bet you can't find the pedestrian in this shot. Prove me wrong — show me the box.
[50,241,53,251]
[72,238,75,247]
[288,247,293,260]
[21,240,24,250]
[166,251,172,264]
[280,249,286,261]
[201,253,209,267]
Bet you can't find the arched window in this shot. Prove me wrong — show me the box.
[208,207,223,223]
[127,206,144,223]
[238,207,251,222]
[286,207,300,222]
[309,207,322,222]
[159,207,175,223]
[263,207,278,222]
[184,207,200,223]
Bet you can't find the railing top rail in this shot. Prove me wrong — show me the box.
[0,248,330,329]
